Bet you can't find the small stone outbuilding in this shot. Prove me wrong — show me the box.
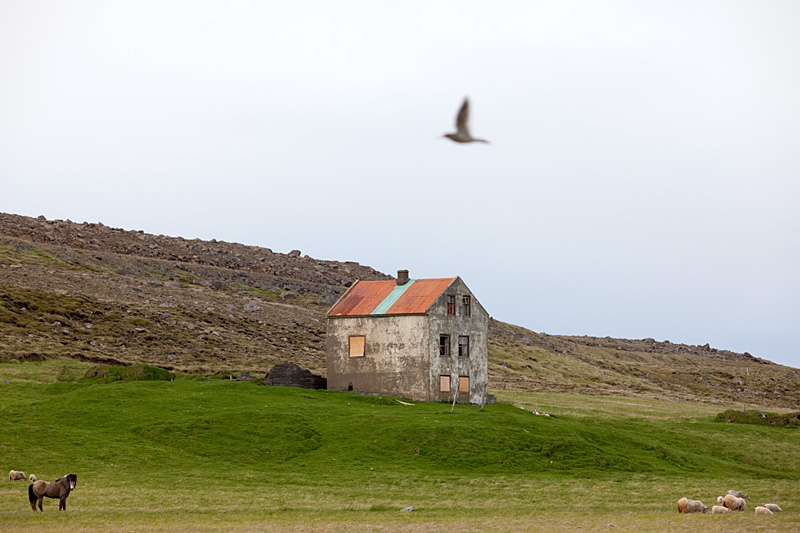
[326,270,488,403]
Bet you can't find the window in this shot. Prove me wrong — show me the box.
[446,295,456,315]
[439,335,451,356]
[440,375,451,392]
[349,335,365,358]
[462,295,471,317]
[459,376,470,393]
[458,336,469,357]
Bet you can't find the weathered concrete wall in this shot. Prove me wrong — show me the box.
[428,278,489,404]
[326,314,430,401]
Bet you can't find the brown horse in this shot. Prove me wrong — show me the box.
[28,474,77,511]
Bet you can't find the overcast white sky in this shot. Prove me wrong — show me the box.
[1,1,798,367]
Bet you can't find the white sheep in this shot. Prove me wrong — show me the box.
[764,503,782,513]
[723,494,746,511]
[8,470,27,481]
[712,505,731,515]
[716,496,724,503]
[755,506,774,516]
[29,474,36,482]
[677,497,708,513]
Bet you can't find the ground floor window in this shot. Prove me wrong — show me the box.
[440,375,451,392]
[349,335,365,357]
[459,376,470,393]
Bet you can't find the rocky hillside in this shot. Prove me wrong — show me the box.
[2,212,798,409]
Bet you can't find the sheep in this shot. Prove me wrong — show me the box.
[727,490,750,500]
[755,506,774,516]
[677,497,708,513]
[712,505,731,515]
[723,494,746,511]
[716,496,724,503]
[9,470,27,481]
[764,503,782,513]
[29,474,36,482]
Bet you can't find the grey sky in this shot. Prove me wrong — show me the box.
[1,1,798,367]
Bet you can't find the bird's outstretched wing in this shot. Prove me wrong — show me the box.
[455,98,471,137]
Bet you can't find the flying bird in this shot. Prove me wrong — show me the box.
[442,97,489,144]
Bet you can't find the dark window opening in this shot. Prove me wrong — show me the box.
[462,295,471,317]
[458,335,470,357]
[439,335,451,357]
[446,295,456,315]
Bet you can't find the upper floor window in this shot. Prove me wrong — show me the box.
[446,295,456,315]
[462,295,471,317]
[439,334,451,357]
[458,336,469,357]
[349,335,365,358]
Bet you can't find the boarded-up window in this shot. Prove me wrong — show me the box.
[440,375,451,392]
[439,335,451,356]
[458,335,469,357]
[459,376,470,393]
[349,335,365,358]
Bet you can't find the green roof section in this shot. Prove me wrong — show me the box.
[370,279,417,315]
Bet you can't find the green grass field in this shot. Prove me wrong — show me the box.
[1,360,798,531]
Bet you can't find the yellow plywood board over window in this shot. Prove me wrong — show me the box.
[349,336,365,357]
[459,376,470,392]
[440,375,451,392]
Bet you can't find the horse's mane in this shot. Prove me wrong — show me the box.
[57,474,77,490]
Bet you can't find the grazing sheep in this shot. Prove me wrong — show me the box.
[712,505,731,515]
[677,497,708,513]
[28,474,36,482]
[717,496,724,503]
[727,490,750,500]
[764,503,782,513]
[723,494,746,511]
[9,470,27,481]
[755,506,774,516]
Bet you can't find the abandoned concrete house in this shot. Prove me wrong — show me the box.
[326,270,488,403]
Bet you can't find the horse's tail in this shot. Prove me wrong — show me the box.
[28,483,36,504]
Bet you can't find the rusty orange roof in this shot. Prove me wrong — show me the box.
[328,278,456,317]
[327,280,397,317]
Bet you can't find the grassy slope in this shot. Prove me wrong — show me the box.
[1,361,798,531]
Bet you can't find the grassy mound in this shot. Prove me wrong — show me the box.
[82,363,175,383]
[716,409,800,427]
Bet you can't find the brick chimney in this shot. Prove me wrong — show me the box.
[397,269,409,286]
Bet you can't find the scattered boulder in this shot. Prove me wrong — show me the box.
[261,364,326,389]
